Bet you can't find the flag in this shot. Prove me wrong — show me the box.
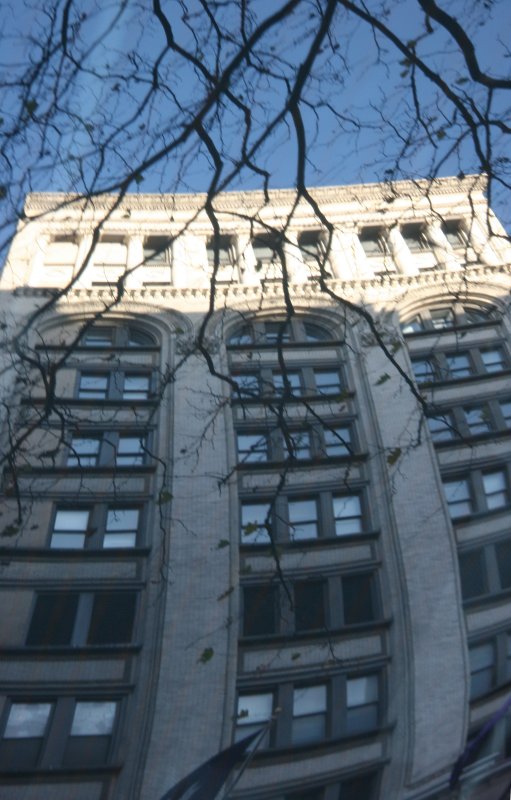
[450,693,511,788]
[159,730,260,800]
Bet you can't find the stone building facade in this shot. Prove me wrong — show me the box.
[0,176,510,799]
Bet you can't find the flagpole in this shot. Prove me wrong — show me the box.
[221,709,281,800]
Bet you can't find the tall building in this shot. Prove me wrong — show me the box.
[0,176,510,800]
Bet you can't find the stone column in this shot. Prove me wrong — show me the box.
[238,234,259,286]
[125,235,145,288]
[425,221,461,271]
[330,227,360,280]
[388,227,417,275]
[283,231,308,284]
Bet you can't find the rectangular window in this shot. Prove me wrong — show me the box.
[235,692,273,743]
[459,550,486,600]
[359,227,388,256]
[464,406,491,435]
[445,353,472,379]
[115,436,146,466]
[483,470,508,510]
[50,509,90,549]
[443,479,472,519]
[79,373,108,400]
[82,328,113,347]
[263,321,291,344]
[237,433,268,463]
[288,499,319,541]
[496,541,511,589]
[104,508,139,548]
[242,585,278,637]
[283,430,311,460]
[412,359,435,384]
[469,643,495,699]
[346,675,379,734]
[292,685,327,745]
[241,503,271,545]
[323,425,351,456]
[401,223,429,252]
[0,702,53,770]
[63,701,117,767]
[272,370,302,396]
[500,400,511,427]
[67,437,101,467]
[144,236,172,264]
[442,220,467,248]
[342,574,375,624]
[430,308,455,330]
[294,581,326,632]
[333,495,363,536]
[427,414,454,442]
[233,373,260,397]
[26,591,136,646]
[122,374,150,401]
[313,369,342,396]
[482,348,506,373]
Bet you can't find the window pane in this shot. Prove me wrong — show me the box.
[68,437,100,467]
[497,541,511,589]
[71,702,117,736]
[412,359,434,383]
[314,369,341,395]
[324,426,351,456]
[26,593,79,646]
[228,326,253,346]
[105,508,139,548]
[464,406,491,434]
[304,322,330,341]
[264,322,291,344]
[483,470,508,510]
[427,415,454,441]
[342,574,375,624]
[128,328,154,347]
[87,592,136,645]
[292,686,327,745]
[470,643,494,699]
[233,373,259,396]
[273,371,302,395]
[82,328,113,347]
[123,375,149,399]
[430,308,454,329]
[241,503,271,544]
[482,348,505,373]
[79,374,108,399]
[284,431,311,460]
[402,316,424,334]
[294,581,326,631]
[4,704,52,738]
[288,499,318,541]
[333,495,362,536]
[237,693,273,725]
[500,400,511,427]
[346,676,378,734]
[446,354,471,379]
[443,479,472,519]
[243,585,277,636]
[54,510,89,531]
[459,550,485,599]
[237,433,268,463]
[116,436,146,466]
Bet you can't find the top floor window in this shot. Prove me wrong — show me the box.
[298,230,326,265]
[359,227,389,257]
[401,223,430,252]
[252,234,281,271]
[143,236,172,265]
[45,234,78,266]
[206,235,236,277]
[442,219,468,249]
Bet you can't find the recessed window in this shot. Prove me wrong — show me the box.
[470,643,495,699]
[463,406,491,435]
[67,437,101,467]
[401,223,430,251]
[80,325,156,348]
[237,433,269,463]
[284,430,311,460]
[314,369,342,395]
[359,227,389,257]
[242,585,278,637]
[252,235,281,270]
[241,503,271,545]
[0,702,52,769]
[304,322,330,342]
[401,304,493,333]
[144,236,172,264]
[26,591,136,646]
[323,425,352,456]
[427,414,455,442]
[294,581,326,632]
[50,509,90,549]
[79,373,109,400]
[442,219,467,248]
[443,479,472,519]
[445,353,472,379]
[342,573,376,624]
[207,235,237,281]
[500,400,511,427]
[122,374,150,401]
[292,685,327,745]
[288,499,319,541]
[346,675,379,733]
[233,372,260,397]
[235,692,273,744]
[227,317,332,346]
[82,328,114,347]
[430,307,455,330]
[333,495,363,536]
[483,470,508,510]
[412,358,435,384]
[104,508,139,548]
[482,348,506,373]
[272,370,302,396]
[63,701,117,767]
[115,436,146,466]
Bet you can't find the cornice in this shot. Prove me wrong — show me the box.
[23,175,486,218]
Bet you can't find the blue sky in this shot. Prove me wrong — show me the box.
[0,0,509,236]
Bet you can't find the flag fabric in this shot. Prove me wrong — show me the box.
[159,731,260,800]
[450,693,511,788]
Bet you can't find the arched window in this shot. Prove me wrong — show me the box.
[80,325,156,348]
[227,317,333,346]
[401,304,494,334]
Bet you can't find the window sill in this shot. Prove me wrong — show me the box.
[1,644,143,656]
[403,319,499,338]
[245,725,393,763]
[227,340,342,351]
[239,618,391,646]
[449,504,511,525]
[236,453,367,470]
[432,428,511,447]
[463,587,511,610]
[231,390,355,405]
[0,546,151,558]
[416,367,511,391]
